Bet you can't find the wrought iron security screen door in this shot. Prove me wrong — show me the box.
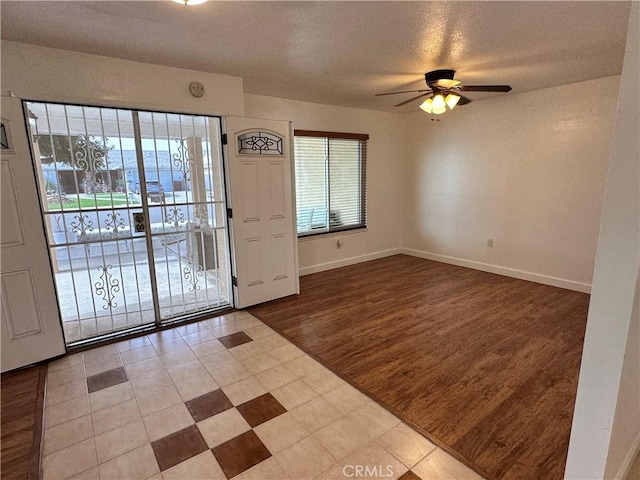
[26,102,232,346]
[137,111,231,321]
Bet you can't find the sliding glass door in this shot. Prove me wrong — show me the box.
[25,102,232,346]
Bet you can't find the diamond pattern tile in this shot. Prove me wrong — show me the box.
[151,425,209,471]
[212,430,271,479]
[236,393,287,427]
[218,331,253,349]
[186,389,234,423]
[398,471,422,480]
[86,367,128,393]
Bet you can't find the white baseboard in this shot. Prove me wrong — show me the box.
[399,248,592,293]
[615,433,640,480]
[298,248,401,276]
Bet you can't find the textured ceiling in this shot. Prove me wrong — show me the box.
[0,1,631,112]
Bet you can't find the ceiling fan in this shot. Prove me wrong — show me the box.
[376,69,512,114]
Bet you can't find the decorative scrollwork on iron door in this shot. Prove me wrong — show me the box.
[165,207,186,230]
[94,265,121,309]
[103,212,127,237]
[173,139,192,184]
[183,263,204,292]
[192,205,209,225]
[73,134,108,173]
[71,214,94,242]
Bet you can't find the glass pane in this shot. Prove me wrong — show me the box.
[139,113,231,321]
[237,131,283,155]
[329,138,364,228]
[27,102,154,345]
[294,137,328,233]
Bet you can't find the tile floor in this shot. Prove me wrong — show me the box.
[43,311,484,480]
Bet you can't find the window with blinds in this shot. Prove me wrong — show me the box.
[294,130,368,236]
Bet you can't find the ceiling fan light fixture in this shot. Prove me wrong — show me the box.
[419,92,459,115]
[445,93,461,110]
[434,79,461,89]
[419,98,434,113]
[380,69,512,114]
[431,93,446,110]
[173,0,208,5]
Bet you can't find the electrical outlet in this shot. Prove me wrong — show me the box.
[487,238,494,248]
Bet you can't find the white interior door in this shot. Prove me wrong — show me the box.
[226,116,299,308]
[1,97,66,371]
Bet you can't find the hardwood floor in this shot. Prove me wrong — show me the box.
[1,364,47,480]
[249,255,589,480]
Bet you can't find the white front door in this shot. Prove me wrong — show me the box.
[226,117,299,308]
[1,97,66,371]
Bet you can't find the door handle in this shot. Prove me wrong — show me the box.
[132,212,146,232]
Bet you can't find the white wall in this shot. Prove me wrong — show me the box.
[605,272,640,479]
[565,3,640,478]
[1,41,245,116]
[402,76,620,292]
[244,94,405,274]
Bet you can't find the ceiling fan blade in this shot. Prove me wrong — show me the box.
[375,89,430,97]
[457,94,472,105]
[394,93,429,107]
[458,85,512,92]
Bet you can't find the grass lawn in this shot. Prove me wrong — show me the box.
[47,193,140,211]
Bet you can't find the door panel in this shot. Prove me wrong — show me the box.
[1,97,65,371]
[245,237,263,285]
[269,162,286,218]
[226,117,298,308]
[240,162,260,221]
[271,234,289,279]
[2,269,45,337]
[0,161,26,246]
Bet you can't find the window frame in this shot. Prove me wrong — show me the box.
[293,129,369,238]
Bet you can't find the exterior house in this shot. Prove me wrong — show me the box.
[41,150,192,196]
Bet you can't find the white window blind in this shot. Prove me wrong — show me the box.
[294,130,368,236]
